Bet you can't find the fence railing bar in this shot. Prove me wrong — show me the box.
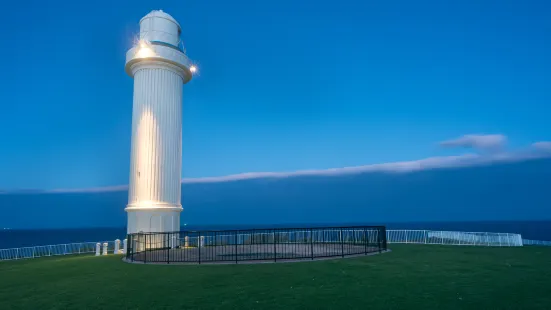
[2,229,548,263]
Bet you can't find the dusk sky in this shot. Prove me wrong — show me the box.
[1,0,550,191]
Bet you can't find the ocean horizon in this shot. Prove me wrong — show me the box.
[2,220,550,249]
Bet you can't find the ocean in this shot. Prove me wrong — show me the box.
[1,220,550,249]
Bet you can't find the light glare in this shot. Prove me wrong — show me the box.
[136,47,154,58]
[190,65,197,73]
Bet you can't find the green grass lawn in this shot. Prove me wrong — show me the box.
[1,245,550,309]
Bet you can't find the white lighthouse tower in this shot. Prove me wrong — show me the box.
[125,10,193,234]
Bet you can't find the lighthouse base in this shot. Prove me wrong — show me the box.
[126,204,182,235]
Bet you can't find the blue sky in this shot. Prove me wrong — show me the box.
[1,0,550,190]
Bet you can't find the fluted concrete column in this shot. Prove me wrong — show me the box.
[124,10,193,235]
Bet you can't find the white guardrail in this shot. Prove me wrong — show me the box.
[192,229,525,248]
[522,239,551,246]
[386,229,524,247]
[0,229,548,262]
[0,241,115,261]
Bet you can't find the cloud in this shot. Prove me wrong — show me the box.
[181,148,551,184]
[439,134,507,152]
[180,154,481,184]
[532,141,551,152]
[2,135,550,195]
[46,184,129,194]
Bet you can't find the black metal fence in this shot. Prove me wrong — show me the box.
[126,226,387,264]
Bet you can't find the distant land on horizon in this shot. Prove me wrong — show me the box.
[1,157,550,230]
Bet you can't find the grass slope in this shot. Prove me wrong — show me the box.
[1,245,550,309]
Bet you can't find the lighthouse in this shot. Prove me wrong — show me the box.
[124,10,193,234]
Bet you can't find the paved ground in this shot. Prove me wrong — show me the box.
[129,243,382,264]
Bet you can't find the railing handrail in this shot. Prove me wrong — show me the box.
[0,241,114,251]
[2,229,551,262]
[126,226,388,264]
[132,225,388,235]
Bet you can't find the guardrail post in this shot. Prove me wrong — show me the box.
[64,244,67,255]
[364,228,367,255]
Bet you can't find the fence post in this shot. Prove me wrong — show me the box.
[64,244,67,255]
[131,235,135,261]
[234,232,238,264]
[310,228,314,260]
[273,230,277,262]
[144,234,148,264]
[164,233,171,264]
[424,230,428,244]
[377,229,381,253]
[383,227,387,250]
[341,228,344,257]
[198,232,201,264]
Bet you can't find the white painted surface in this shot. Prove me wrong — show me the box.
[102,242,108,255]
[114,239,120,254]
[125,45,192,81]
[171,234,177,249]
[125,10,193,234]
[123,239,128,254]
[95,243,101,256]
[140,10,181,47]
